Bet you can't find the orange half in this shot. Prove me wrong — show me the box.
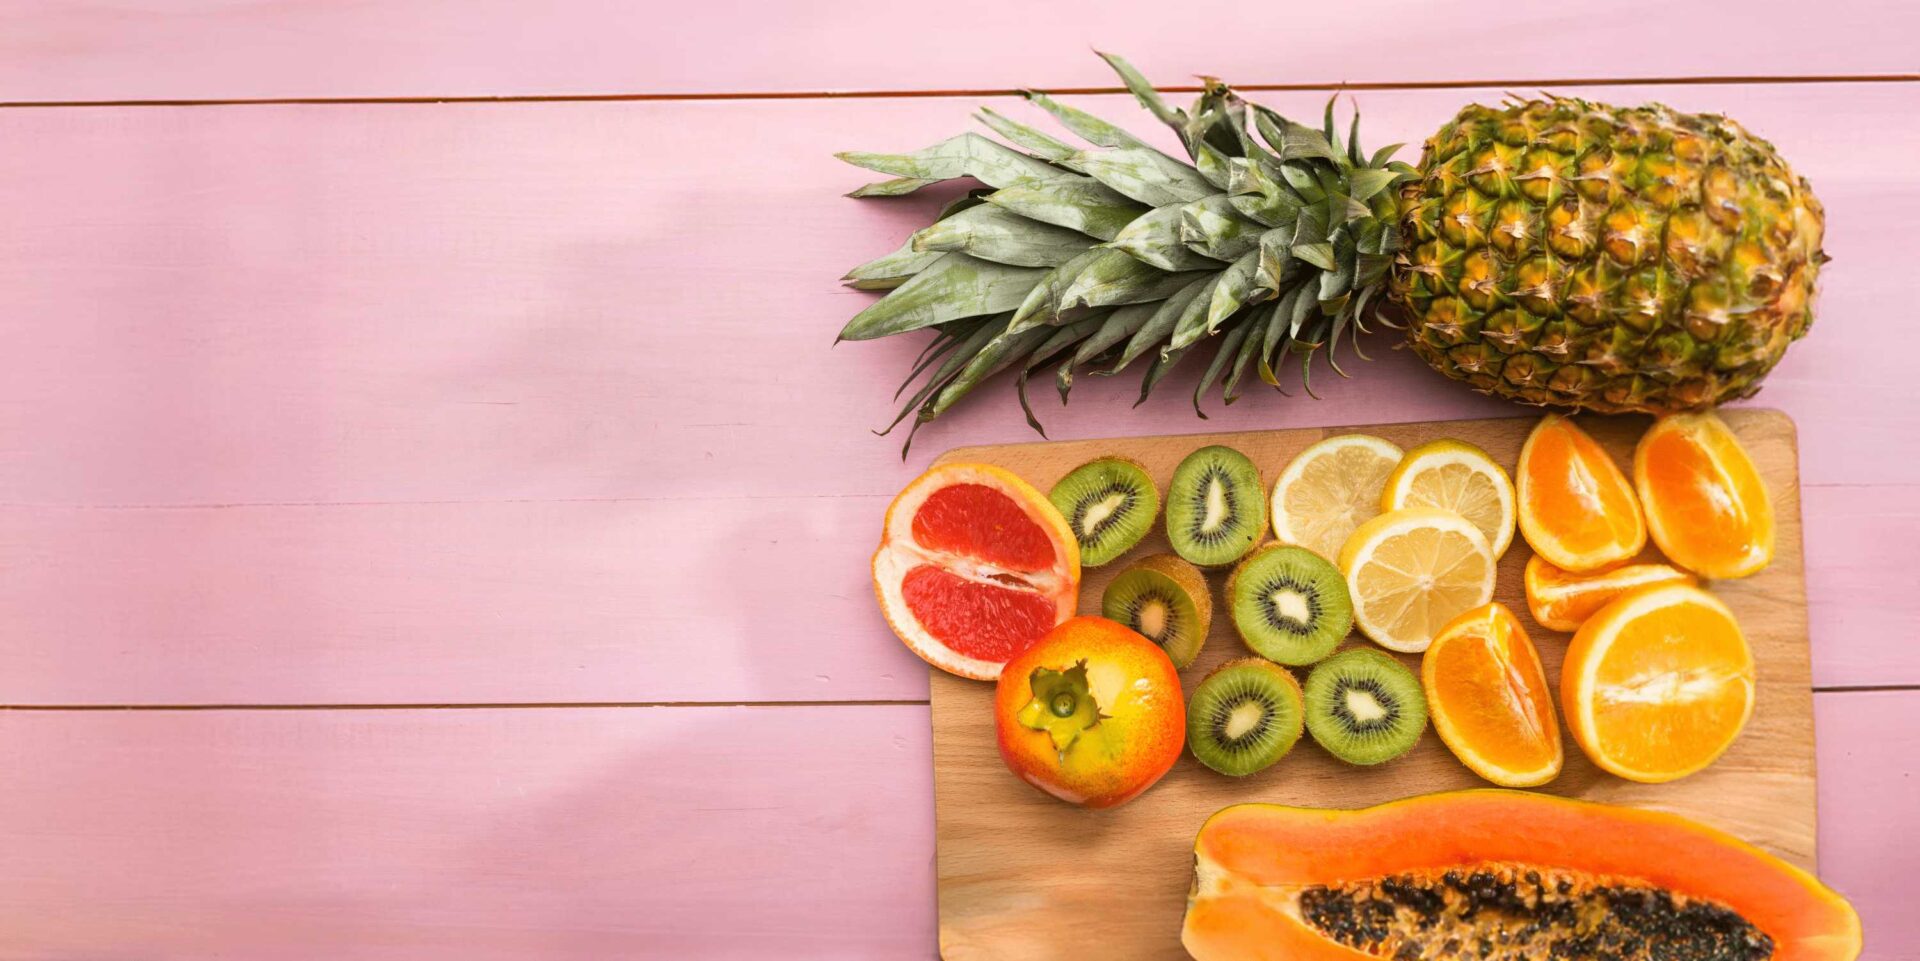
[1516,414,1646,572]
[1523,555,1696,633]
[1423,603,1563,787]
[1634,412,1776,579]
[1561,583,1755,783]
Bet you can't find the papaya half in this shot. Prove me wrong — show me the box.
[1183,790,1860,961]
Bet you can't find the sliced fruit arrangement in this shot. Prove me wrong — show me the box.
[1166,445,1266,568]
[1102,553,1211,670]
[1423,603,1562,787]
[1183,792,1862,961]
[1186,659,1305,777]
[1636,411,1776,579]
[1270,434,1401,562]
[1381,438,1515,558]
[1563,583,1756,784]
[873,463,1080,680]
[1525,555,1696,633]
[1048,456,1159,568]
[1339,507,1496,653]
[1225,545,1351,666]
[994,616,1184,809]
[1517,414,1647,572]
[1303,648,1427,766]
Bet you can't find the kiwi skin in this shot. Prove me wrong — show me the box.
[1102,553,1211,670]
[1165,445,1267,569]
[1049,456,1160,568]
[1303,647,1427,766]
[1226,544,1353,666]
[1187,658,1306,777]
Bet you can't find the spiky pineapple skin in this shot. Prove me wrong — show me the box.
[1392,97,1825,413]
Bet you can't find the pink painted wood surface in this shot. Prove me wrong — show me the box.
[0,83,1916,703]
[0,1,1912,102]
[0,695,1907,959]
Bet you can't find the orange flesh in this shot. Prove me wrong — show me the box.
[911,483,1057,571]
[1525,556,1695,633]
[1579,594,1753,776]
[1519,418,1643,570]
[1638,421,1772,577]
[1424,605,1559,783]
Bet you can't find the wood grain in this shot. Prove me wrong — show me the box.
[929,409,1813,960]
[0,0,1911,102]
[0,84,1916,703]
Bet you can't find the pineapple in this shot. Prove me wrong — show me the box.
[837,54,1825,448]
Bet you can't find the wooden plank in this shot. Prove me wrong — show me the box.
[0,695,1906,958]
[928,410,1817,958]
[0,84,1916,703]
[0,1,1911,102]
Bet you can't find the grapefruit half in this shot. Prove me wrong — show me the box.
[873,463,1081,680]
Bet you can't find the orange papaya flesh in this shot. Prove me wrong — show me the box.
[1184,791,1860,961]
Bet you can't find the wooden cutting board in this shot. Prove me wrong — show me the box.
[928,408,1813,961]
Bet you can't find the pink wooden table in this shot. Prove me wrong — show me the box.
[1,3,1916,957]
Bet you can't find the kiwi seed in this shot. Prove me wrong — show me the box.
[1187,658,1306,777]
[1303,648,1427,766]
[1102,553,1211,669]
[1165,445,1265,568]
[1049,457,1159,568]
[1227,544,1352,665]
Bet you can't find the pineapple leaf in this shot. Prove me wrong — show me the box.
[1112,276,1211,374]
[1059,250,1198,313]
[975,108,1078,163]
[838,133,1069,191]
[1180,194,1265,261]
[1193,321,1252,418]
[1097,51,1186,131]
[985,179,1147,241]
[1023,91,1156,152]
[1292,242,1337,272]
[1252,107,1339,164]
[1073,302,1156,368]
[1368,143,1406,168]
[1222,309,1269,403]
[1200,250,1267,341]
[1168,273,1225,352]
[1347,167,1399,203]
[1071,147,1215,207]
[843,239,945,290]
[914,205,1098,267]
[849,177,940,198]
[1107,206,1225,272]
[930,322,1053,418]
[1348,105,1365,167]
[1137,344,1190,406]
[840,253,1049,341]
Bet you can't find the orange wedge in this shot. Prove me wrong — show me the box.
[1516,414,1646,572]
[1423,603,1563,787]
[1634,412,1776,579]
[1561,583,1754,783]
[1523,555,1696,633]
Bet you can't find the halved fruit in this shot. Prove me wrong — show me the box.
[1270,434,1404,562]
[1516,414,1646,572]
[1183,791,1863,961]
[1635,411,1776,579]
[1338,508,1496,653]
[1562,583,1755,783]
[1380,438,1516,558]
[873,463,1080,680]
[1524,554,1696,633]
[1423,603,1562,787]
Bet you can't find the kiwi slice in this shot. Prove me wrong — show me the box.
[1049,457,1160,567]
[1165,445,1266,568]
[1102,553,1211,669]
[1227,544,1353,665]
[1187,658,1306,777]
[1303,648,1427,766]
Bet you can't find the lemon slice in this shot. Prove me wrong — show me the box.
[1381,439,1517,559]
[1338,508,1497,653]
[1270,434,1404,561]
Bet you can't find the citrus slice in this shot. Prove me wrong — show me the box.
[872,463,1080,680]
[1561,583,1755,783]
[1523,555,1696,633]
[1634,412,1775,579]
[1516,414,1646,572]
[1271,434,1404,561]
[1337,507,1496,654]
[1380,438,1516,558]
[1423,603,1563,787]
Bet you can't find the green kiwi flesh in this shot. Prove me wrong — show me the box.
[1227,544,1353,665]
[1101,553,1210,669]
[1165,445,1265,568]
[1187,658,1305,777]
[1049,457,1159,567]
[1303,648,1427,766]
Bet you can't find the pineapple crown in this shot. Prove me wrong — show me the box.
[836,53,1416,453]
